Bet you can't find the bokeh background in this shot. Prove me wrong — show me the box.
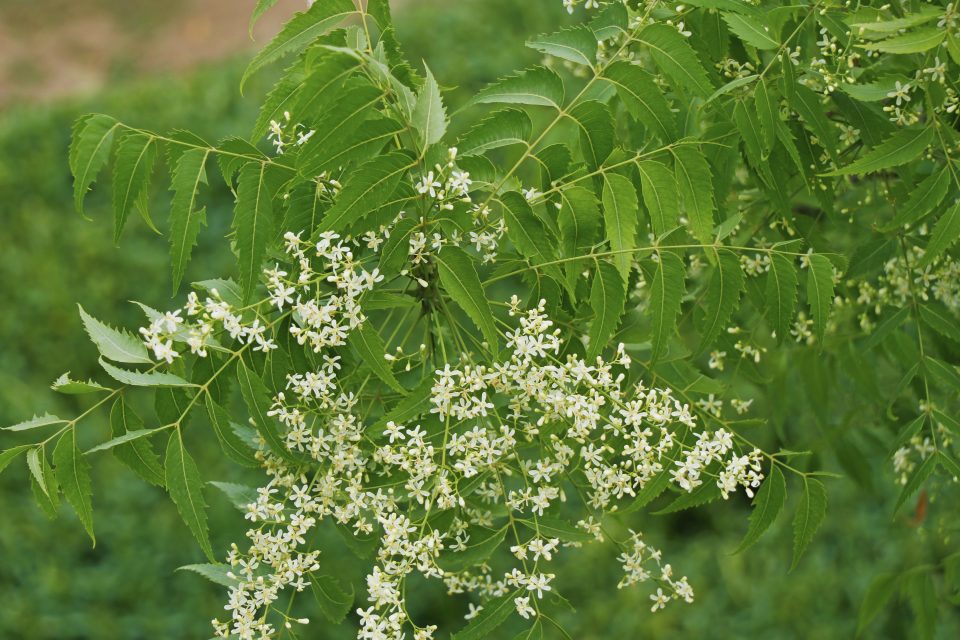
[0,1,956,638]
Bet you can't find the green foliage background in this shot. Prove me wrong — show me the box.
[0,1,957,638]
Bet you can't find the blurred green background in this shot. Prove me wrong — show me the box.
[0,1,956,638]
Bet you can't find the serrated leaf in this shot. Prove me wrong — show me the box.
[413,65,447,149]
[806,254,835,343]
[918,200,960,268]
[78,305,150,364]
[569,100,614,171]
[849,6,942,33]
[70,113,119,216]
[316,151,412,234]
[451,590,522,640]
[636,160,678,235]
[894,453,937,514]
[165,430,214,561]
[378,217,416,276]
[206,396,259,468]
[558,187,600,289]
[51,373,110,395]
[109,397,165,486]
[604,61,676,141]
[237,358,301,464]
[436,247,500,354]
[310,574,355,624]
[349,323,405,394]
[518,517,594,543]
[755,78,778,153]
[765,253,799,342]
[654,481,720,514]
[437,526,508,572]
[241,0,355,90]
[300,115,402,178]
[601,173,639,284]
[233,161,274,302]
[5,413,67,432]
[177,563,238,588]
[638,24,713,97]
[791,477,827,570]
[881,167,951,231]
[734,465,786,553]
[112,132,156,242]
[723,12,779,49]
[672,146,716,245]
[648,252,686,360]
[53,429,95,544]
[587,261,626,359]
[923,356,960,392]
[210,481,258,511]
[86,429,160,454]
[527,25,597,67]
[468,66,564,110]
[919,303,960,344]
[789,85,838,161]
[98,358,192,387]
[459,108,531,156]
[861,28,945,54]
[0,445,32,476]
[697,249,744,351]
[27,447,59,504]
[823,126,934,177]
[169,148,209,293]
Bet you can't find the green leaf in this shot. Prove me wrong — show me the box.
[849,6,942,33]
[249,0,279,34]
[638,24,713,97]
[880,167,951,231]
[27,447,59,505]
[636,160,678,235]
[806,254,835,343]
[518,517,594,543]
[86,429,161,454]
[412,65,447,149]
[436,247,500,354]
[78,304,150,364]
[923,356,960,392]
[919,303,960,345]
[51,373,110,395]
[604,61,676,141]
[861,28,945,54]
[755,78,778,153]
[316,151,412,234]
[672,146,716,245]
[499,191,567,293]
[527,25,597,67]
[70,114,119,216]
[654,481,721,514]
[437,526,508,572]
[648,252,686,360]
[569,100,614,171]
[918,200,960,268]
[177,563,238,588]
[587,261,626,360]
[109,397,165,487]
[894,453,937,514]
[734,465,786,553]
[857,572,898,636]
[558,187,601,289]
[468,66,564,110]
[5,413,67,432]
[169,147,209,294]
[241,0,355,90]
[112,132,156,242]
[349,323,405,394]
[723,12,779,49]
[98,358,192,387]
[791,477,827,570]
[696,249,744,351]
[765,253,799,343]
[206,396,259,468]
[53,429,95,544]
[458,108,531,156]
[601,173,639,284]
[210,481,258,511]
[451,590,522,640]
[165,430,214,561]
[789,85,838,161]
[233,162,274,303]
[823,126,934,177]
[0,445,32,476]
[310,574,355,624]
[237,358,301,464]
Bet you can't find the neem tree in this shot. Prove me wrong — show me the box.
[4,0,960,638]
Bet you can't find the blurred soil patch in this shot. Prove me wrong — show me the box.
[0,0,306,106]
